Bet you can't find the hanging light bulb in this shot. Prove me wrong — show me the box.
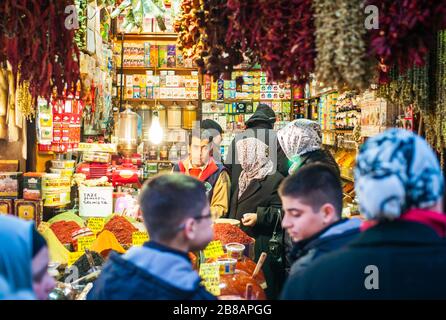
[149,112,163,145]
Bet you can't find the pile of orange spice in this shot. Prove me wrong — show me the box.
[104,216,138,245]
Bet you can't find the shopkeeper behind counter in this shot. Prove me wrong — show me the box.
[173,129,230,219]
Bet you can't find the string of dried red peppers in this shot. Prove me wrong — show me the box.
[367,0,446,81]
[0,0,80,101]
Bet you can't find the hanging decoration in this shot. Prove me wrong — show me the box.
[0,0,80,101]
[367,0,446,80]
[224,0,316,84]
[111,0,167,33]
[313,0,374,91]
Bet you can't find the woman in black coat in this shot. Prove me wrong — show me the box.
[227,137,285,299]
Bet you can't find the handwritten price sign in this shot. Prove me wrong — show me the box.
[77,235,96,252]
[199,263,221,296]
[203,240,225,259]
[132,231,149,246]
[68,252,84,266]
[87,217,106,234]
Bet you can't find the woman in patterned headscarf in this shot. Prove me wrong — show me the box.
[277,119,340,176]
[356,128,446,229]
[227,137,285,299]
[278,129,446,300]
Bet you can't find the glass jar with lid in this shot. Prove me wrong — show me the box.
[167,102,182,129]
[136,103,152,143]
[155,102,167,128]
[183,102,197,129]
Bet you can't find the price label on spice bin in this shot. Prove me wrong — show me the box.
[199,263,221,296]
[77,235,96,252]
[132,231,149,246]
[87,217,106,234]
[68,252,84,266]
[203,240,225,259]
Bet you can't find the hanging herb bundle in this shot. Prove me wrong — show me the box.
[0,0,80,101]
[437,31,446,142]
[367,0,446,78]
[313,0,374,91]
[74,0,88,51]
[313,0,343,87]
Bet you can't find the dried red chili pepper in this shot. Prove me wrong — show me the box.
[0,0,80,101]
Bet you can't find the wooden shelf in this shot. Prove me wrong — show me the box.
[119,67,198,73]
[335,129,354,133]
[202,99,292,103]
[145,160,175,164]
[114,32,178,41]
[295,90,338,101]
[124,98,198,102]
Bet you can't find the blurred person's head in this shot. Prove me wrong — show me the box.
[355,128,444,220]
[277,119,322,174]
[201,119,223,146]
[245,104,276,129]
[139,174,213,252]
[190,130,213,167]
[279,164,343,242]
[31,230,55,300]
[0,216,36,299]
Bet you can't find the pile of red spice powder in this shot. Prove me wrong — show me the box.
[213,223,252,245]
[50,221,82,244]
[104,216,138,245]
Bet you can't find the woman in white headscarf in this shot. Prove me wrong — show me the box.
[277,119,340,176]
[227,137,285,299]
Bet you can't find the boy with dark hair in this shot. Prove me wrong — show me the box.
[279,163,361,277]
[88,174,216,300]
[174,129,230,219]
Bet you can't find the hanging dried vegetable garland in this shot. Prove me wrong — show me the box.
[313,0,374,91]
[174,0,207,61]
[367,0,446,79]
[0,0,80,101]
[225,0,316,84]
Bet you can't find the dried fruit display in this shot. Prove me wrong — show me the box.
[0,0,80,101]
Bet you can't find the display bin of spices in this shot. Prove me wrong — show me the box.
[104,215,138,247]
[50,220,82,247]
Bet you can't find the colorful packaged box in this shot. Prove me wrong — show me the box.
[23,173,43,201]
[167,45,176,68]
[133,86,141,98]
[158,45,168,68]
[0,173,22,199]
[0,199,14,215]
[14,199,42,226]
[176,48,184,67]
[150,45,158,67]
